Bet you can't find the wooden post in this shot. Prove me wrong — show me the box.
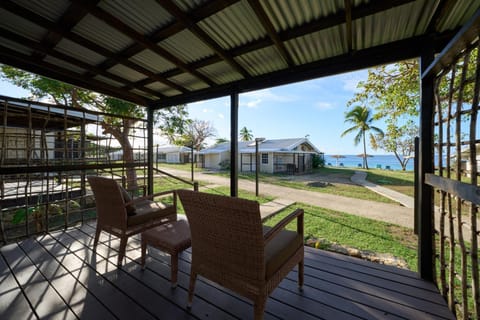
[419,46,435,282]
[230,93,238,197]
[414,136,419,235]
[147,107,154,195]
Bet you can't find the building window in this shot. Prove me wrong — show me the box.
[262,153,268,164]
[158,153,166,161]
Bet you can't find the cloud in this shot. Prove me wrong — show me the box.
[218,113,224,119]
[315,101,334,110]
[240,88,295,108]
[202,108,213,113]
[341,71,368,93]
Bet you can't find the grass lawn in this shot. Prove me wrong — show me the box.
[217,167,396,203]
[264,202,418,271]
[365,169,415,197]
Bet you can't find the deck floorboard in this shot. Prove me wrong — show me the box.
[0,223,454,320]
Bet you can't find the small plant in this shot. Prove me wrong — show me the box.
[218,159,230,170]
[312,154,325,168]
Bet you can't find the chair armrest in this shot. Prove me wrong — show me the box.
[125,190,177,209]
[263,208,304,245]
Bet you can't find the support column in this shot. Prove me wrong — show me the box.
[147,107,154,195]
[230,93,239,197]
[419,45,435,281]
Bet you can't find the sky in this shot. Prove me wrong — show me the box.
[0,68,394,155]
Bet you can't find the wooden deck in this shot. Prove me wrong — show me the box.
[0,222,454,320]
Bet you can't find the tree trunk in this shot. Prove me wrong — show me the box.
[362,130,369,169]
[102,119,138,189]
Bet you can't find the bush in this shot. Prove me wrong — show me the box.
[312,154,325,168]
[218,159,230,170]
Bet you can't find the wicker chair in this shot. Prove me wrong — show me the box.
[87,176,177,266]
[177,189,304,320]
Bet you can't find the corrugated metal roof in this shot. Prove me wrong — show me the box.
[200,138,322,154]
[0,8,47,42]
[107,64,147,83]
[158,29,215,64]
[235,46,287,76]
[0,1,479,107]
[198,1,266,50]
[14,0,69,23]
[72,14,134,52]
[98,0,174,34]
[129,49,177,74]
[198,61,244,84]
[55,38,106,66]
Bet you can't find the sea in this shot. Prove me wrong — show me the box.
[324,154,414,171]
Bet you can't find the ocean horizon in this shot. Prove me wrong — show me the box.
[324,154,414,171]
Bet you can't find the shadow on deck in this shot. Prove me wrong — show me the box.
[0,222,453,319]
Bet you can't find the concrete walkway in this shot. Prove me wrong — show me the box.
[350,171,414,208]
[163,169,415,229]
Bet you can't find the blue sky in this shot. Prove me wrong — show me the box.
[0,68,392,155]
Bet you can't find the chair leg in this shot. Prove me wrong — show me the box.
[171,252,178,289]
[117,236,128,267]
[254,296,267,320]
[187,271,197,308]
[298,260,304,289]
[93,227,102,248]
[140,238,147,269]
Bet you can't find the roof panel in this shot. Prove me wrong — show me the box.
[173,0,209,12]
[168,73,210,91]
[98,0,174,34]
[93,75,124,88]
[107,64,148,83]
[198,1,266,50]
[55,38,106,66]
[235,46,288,76]
[286,26,345,65]
[158,29,215,63]
[0,36,34,56]
[145,82,182,97]
[43,56,85,74]
[198,61,244,84]
[13,0,69,22]
[72,14,134,52]
[0,8,48,42]
[261,0,343,32]
[437,0,480,32]
[129,49,177,74]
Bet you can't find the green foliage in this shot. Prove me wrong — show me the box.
[341,106,383,169]
[218,159,230,170]
[265,203,418,271]
[312,154,324,168]
[239,126,253,141]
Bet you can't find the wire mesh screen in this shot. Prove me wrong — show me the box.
[0,96,148,243]
[431,41,480,319]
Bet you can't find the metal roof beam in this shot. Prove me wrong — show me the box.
[140,0,416,86]
[71,0,217,87]
[247,0,294,67]
[152,31,455,109]
[0,27,164,99]
[426,0,458,33]
[0,0,185,96]
[159,0,251,79]
[0,45,150,106]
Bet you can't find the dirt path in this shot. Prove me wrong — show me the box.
[162,168,415,229]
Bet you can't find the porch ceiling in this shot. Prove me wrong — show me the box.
[0,1,478,109]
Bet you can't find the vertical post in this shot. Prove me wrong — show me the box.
[147,107,154,196]
[414,136,420,235]
[230,93,238,197]
[256,139,259,197]
[419,46,435,281]
[191,145,194,181]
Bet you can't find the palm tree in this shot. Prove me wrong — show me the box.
[239,126,253,141]
[341,106,383,169]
